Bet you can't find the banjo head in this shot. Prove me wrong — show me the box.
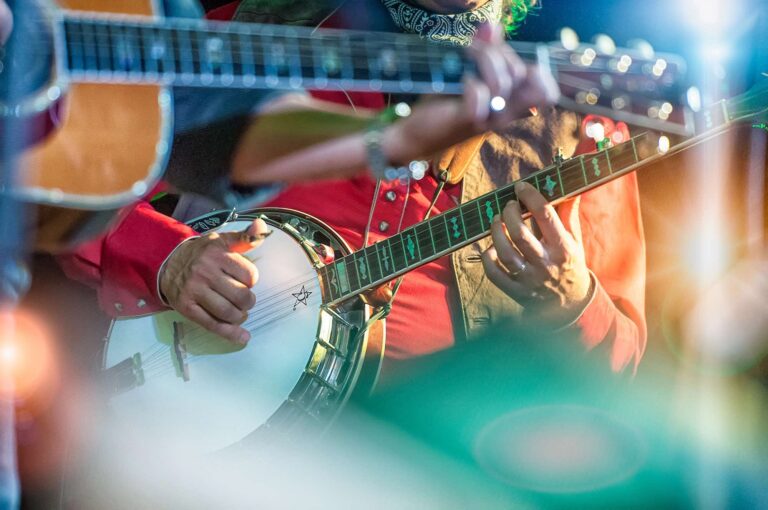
[103,208,372,454]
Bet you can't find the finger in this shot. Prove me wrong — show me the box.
[185,303,250,345]
[516,63,560,109]
[481,247,529,299]
[558,196,583,243]
[198,287,249,326]
[490,216,525,273]
[211,275,256,313]
[514,181,570,248]
[462,75,491,129]
[222,218,272,253]
[501,198,547,265]
[468,39,511,108]
[220,252,259,288]
[474,21,503,44]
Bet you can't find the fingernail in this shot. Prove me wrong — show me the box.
[247,230,273,243]
[514,181,526,193]
[239,331,250,344]
[492,214,501,223]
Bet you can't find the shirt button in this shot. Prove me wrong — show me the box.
[114,302,123,312]
[379,221,390,233]
[137,299,147,308]
[384,191,397,202]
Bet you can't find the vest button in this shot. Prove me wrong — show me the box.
[384,190,397,202]
[379,221,390,232]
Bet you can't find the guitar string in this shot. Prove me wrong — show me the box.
[57,38,649,78]
[51,21,659,78]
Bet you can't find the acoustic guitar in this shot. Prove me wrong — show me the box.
[1,0,686,248]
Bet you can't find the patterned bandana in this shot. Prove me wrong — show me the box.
[381,0,503,47]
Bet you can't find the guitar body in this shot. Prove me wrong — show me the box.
[3,0,171,249]
[102,208,382,454]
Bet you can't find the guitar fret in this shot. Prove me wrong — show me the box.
[460,202,483,239]
[353,251,370,286]
[334,260,350,294]
[403,229,420,263]
[579,156,588,185]
[95,22,113,73]
[604,148,613,174]
[344,255,360,292]
[82,22,99,73]
[381,239,395,274]
[365,245,383,283]
[320,265,337,301]
[424,222,437,255]
[392,235,410,271]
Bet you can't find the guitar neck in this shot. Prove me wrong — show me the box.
[60,13,489,94]
[321,89,760,305]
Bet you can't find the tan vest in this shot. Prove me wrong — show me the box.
[450,108,579,339]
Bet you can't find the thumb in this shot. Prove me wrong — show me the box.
[558,197,582,243]
[220,218,271,254]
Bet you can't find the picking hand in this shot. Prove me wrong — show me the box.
[159,218,270,345]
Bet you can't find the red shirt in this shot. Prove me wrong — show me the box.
[59,4,647,373]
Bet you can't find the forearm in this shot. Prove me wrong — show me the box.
[59,202,197,317]
[230,94,498,185]
[568,277,646,373]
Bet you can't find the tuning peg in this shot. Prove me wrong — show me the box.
[559,27,579,51]
[593,34,616,55]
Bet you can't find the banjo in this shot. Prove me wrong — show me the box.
[102,76,768,454]
[3,0,686,249]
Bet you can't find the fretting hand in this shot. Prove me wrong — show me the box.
[481,181,593,327]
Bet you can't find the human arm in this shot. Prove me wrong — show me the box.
[228,23,559,185]
[57,200,270,344]
[481,122,647,373]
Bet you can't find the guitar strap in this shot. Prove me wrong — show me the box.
[433,133,489,185]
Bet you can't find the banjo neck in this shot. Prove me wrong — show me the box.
[319,80,768,306]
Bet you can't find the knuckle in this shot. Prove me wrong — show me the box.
[542,206,558,223]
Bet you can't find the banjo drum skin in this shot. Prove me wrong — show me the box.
[102,208,381,454]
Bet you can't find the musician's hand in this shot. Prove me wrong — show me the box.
[481,182,592,327]
[382,22,559,165]
[0,0,12,45]
[159,219,270,345]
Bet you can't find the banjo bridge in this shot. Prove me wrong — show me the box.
[172,321,190,382]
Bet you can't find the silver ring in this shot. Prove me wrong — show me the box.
[490,96,507,112]
[509,261,526,278]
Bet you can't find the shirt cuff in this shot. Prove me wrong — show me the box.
[553,270,598,332]
[156,235,200,307]
[566,273,619,350]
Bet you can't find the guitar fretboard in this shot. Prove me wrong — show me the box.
[320,133,656,304]
[61,14,476,94]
